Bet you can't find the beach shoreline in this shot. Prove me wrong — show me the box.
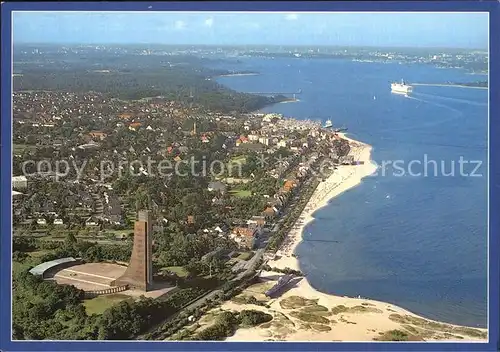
[219,134,488,342]
[267,132,378,272]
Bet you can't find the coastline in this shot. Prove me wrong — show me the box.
[219,134,487,342]
[267,133,377,272]
[278,99,300,104]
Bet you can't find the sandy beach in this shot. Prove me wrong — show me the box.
[219,270,487,342]
[278,99,300,104]
[267,133,378,272]
[192,135,488,342]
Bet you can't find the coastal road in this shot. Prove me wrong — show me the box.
[140,288,223,340]
[181,289,223,314]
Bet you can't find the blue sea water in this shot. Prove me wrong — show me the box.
[216,58,488,328]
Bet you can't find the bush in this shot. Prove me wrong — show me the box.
[195,311,238,341]
[13,237,39,252]
[13,251,29,262]
[238,310,273,327]
[376,329,411,341]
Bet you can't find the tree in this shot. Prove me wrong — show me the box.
[65,232,77,246]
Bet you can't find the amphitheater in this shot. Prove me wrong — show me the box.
[29,257,174,299]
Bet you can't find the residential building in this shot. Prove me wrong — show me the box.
[12,176,28,190]
[208,181,227,193]
[258,136,271,146]
[89,131,107,140]
[248,134,259,142]
[230,226,257,249]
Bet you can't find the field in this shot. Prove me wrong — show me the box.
[15,229,131,245]
[236,251,254,261]
[83,294,132,315]
[230,155,247,164]
[28,249,53,258]
[13,144,37,154]
[161,266,190,278]
[229,189,252,198]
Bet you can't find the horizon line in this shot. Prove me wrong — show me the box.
[12,42,489,51]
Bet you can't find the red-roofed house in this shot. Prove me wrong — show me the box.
[118,113,132,119]
[201,134,210,143]
[89,131,107,141]
[263,206,278,220]
[283,180,297,192]
[129,122,142,131]
[230,226,257,249]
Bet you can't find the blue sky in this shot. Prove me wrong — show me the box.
[13,12,489,48]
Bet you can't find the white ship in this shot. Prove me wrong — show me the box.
[391,79,413,95]
[324,119,333,128]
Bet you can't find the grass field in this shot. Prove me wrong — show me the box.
[104,229,134,236]
[83,294,131,315]
[28,249,53,258]
[13,144,37,154]
[13,249,55,276]
[230,155,247,164]
[229,189,252,198]
[236,251,254,261]
[161,266,190,278]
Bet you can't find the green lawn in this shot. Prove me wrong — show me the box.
[28,249,52,258]
[13,260,34,276]
[83,294,131,315]
[13,249,54,276]
[161,266,190,278]
[229,189,252,198]
[13,144,37,154]
[230,155,247,164]
[236,251,254,261]
[104,229,134,235]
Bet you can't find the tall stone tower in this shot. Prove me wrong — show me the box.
[114,210,153,291]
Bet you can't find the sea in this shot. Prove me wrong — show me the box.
[215,57,488,328]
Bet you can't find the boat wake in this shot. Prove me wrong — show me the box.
[412,92,487,107]
[412,83,487,91]
[383,95,463,132]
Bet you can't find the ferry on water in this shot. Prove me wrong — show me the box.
[391,79,413,95]
[324,119,333,128]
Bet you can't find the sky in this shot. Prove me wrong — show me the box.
[13,12,489,49]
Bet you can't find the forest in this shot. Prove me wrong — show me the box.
[13,50,289,113]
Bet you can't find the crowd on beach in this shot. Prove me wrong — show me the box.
[274,138,367,259]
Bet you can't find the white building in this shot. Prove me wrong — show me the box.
[12,176,28,190]
[258,137,270,146]
[248,134,259,142]
[277,140,288,148]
